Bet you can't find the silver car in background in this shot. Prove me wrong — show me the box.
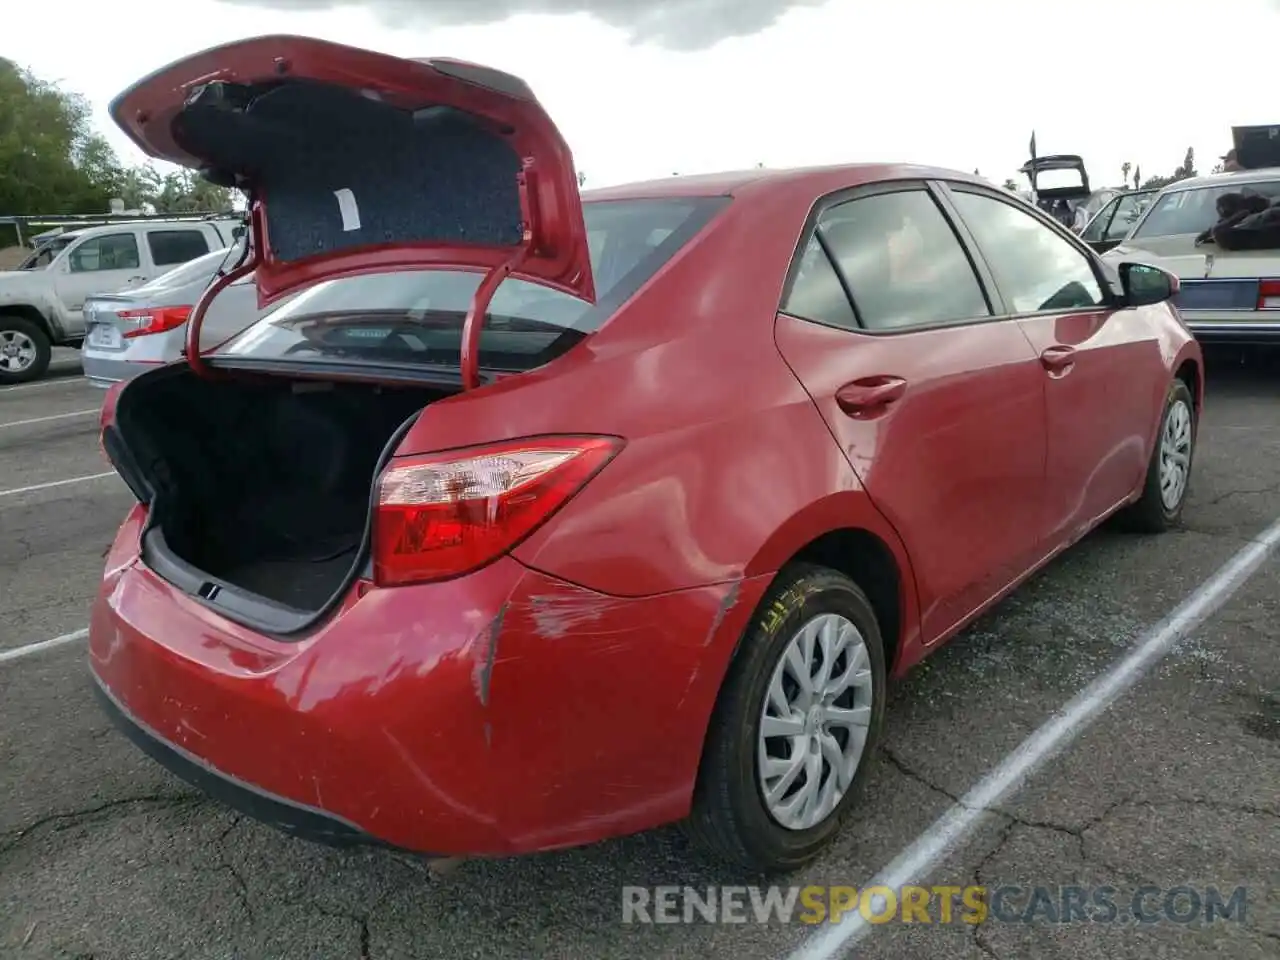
[81,247,262,387]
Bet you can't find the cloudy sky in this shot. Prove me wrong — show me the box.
[7,0,1280,191]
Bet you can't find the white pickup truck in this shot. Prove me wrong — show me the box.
[0,217,242,383]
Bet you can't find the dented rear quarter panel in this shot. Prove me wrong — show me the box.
[92,505,773,852]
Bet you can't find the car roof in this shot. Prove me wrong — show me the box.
[581,163,991,203]
[1161,168,1280,192]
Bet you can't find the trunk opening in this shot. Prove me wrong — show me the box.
[111,366,454,635]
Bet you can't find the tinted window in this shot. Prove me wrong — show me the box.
[68,233,140,273]
[950,190,1105,313]
[804,190,991,331]
[148,230,211,266]
[1132,179,1280,239]
[782,235,858,329]
[218,197,727,374]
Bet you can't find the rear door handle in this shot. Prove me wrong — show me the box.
[1039,345,1076,373]
[835,376,908,417]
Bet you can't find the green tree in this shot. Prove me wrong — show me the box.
[116,165,165,211]
[149,168,233,214]
[1172,147,1197,182]
[0,62,233,242]
[1002,178,1019,191]
[0,58,124,223]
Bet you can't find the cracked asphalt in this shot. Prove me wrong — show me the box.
[1,348,1277,960]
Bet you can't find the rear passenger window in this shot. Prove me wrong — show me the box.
[782,235,859,329]
[68,233,140,273]
[148,230,211,267]
[786,190,992,332]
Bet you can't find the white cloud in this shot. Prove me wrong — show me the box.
[216,0,829,50]
[3,0,1277,193]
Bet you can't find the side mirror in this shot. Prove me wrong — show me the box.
[1119,261,1179,306]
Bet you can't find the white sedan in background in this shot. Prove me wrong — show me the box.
[1102,168,1280,345]
[81,246,263,387]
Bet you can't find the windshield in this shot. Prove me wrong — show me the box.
[216,197,727,375]
[19,235,77,270]
[1132,179,1280,239]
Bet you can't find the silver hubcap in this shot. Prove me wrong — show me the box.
[1159,399,1192,510]
[0,330,37,373]
[757,613,874,831]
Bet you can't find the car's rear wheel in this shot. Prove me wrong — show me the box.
[1116,379,1196,533]
[0,315,52,385]
[685,563,886,873]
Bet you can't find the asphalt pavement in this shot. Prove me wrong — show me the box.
[1,348,1277,960]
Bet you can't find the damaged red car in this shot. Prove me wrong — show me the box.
[91,35,1204,873]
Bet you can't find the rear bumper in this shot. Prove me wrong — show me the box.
[92,673,388,850]
[1179,313,1280,344]
[90,505,765,857]
[80,353,145,387]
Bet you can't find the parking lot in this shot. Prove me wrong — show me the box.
[1,348,1277,960]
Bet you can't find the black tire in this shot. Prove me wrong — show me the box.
[684,563,887,874]
[0,314,52,385]
[1115,379,1197,533]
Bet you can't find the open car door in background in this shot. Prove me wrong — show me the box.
[1079,189,1160,254]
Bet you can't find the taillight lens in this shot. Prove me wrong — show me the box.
[118,306,192,339]
[373,435,623,587]
[1258,279,1280,310]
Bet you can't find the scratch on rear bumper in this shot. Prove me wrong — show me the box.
[91,669,422,853]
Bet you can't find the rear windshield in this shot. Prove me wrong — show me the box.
[135,245,244,294]
[216,197,727,376]
[1132,178,1280,239]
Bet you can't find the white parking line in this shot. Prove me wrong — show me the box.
[0,408,98,430]
[0,628,89,664]
[0,472,116,499]
[787,515,1280,960]
[0,373,86,393]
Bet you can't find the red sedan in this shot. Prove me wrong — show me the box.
[91,36,1202,874]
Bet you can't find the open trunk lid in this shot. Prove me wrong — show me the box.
[109,35,595,313]
[1020,154,1092,202]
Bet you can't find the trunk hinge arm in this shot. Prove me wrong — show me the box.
[460,246,530,391]
[185,199,262,380]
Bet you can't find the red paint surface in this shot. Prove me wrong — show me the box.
[92,507,767,854]
[92,44,1203,858]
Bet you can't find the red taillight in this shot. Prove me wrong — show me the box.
[118,306,192,339]
[373,436,623,587]
[1258,279,1280,310]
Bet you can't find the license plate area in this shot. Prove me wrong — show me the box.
[1175,280,1260,311]
[87,324,124,350]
